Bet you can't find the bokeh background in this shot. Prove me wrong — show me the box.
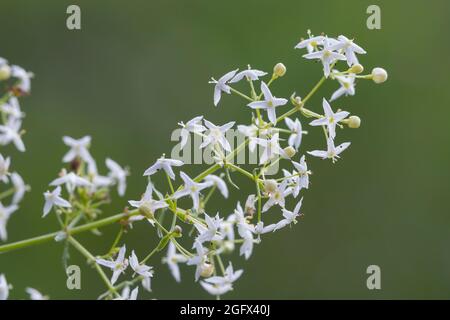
[1,0,449,299]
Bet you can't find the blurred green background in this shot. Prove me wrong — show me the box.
[1,0,449,299]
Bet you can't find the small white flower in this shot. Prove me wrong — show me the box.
[309,98,349,140]
[26,287,48,300]
[284,117,305,150]
[129,250,154,278]
[96,245,128,285]
[163,242,188,283]
[0,274,10,300]
[42,186,71,218]
[229,69,267,83]
[262,180,290,213]
[204,262,243,286]
[50,171,91,194]
[173,172,209,211]
[106,158,128,196]
[290,155,310,197]
[11,172,27,204]
[237,123,259,152]
[11,65,33,93]
[199,120,235,152]
[204,174,228,198]
[209,69,239,106]
[274,198,303,231]
[195,213,224,244]
[330,72,356,101]
[0,97,24,120]
[0,154,11,183]
[128,183,168,225]
[115,286,139,300]
[143,156,184,180]
[254,133,285,164]
[303,37,346,77]
[0,202,18,241]
[200,281,233,296]
[0,118,25,152]
[187,241,208,281]
[329,35,366,66]
[247,82,287,124]
[62,136,93,163]
[308,137,351,162]
[178,116,206,149]
[254,221,276,238]
[295,35,326,53]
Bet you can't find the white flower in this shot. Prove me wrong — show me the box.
[129,250,154,278]
[11,172,27,204]
[143,156,184,180]
[230,69,267,83]
[309,98,349,140]
[254,133,285,164]
[0,118,25,152]
[237,123,259,152]
[231,203,255,260]
[330,73,356,101]
[274,198,303,231]
[209,69,239,106]
[0,154,11,183]
[329,35,366,66]
[128,182,168,225]
[0,274,10,300]
[244,194,256,216]
[106,158,128,196]
[290,155,310,197]
[195,213,224,244]
[173,172,209,211]
[284,117,305,150]
[200,281,233,296]
[254,221,276,238]
[163,242,188,283]
[199,120,235,152]
[262,180,290,212]
[187,241,208,281]
[204,174,228,198]
[115,286,139,300]
[11,65,33,93]
[62,136,93,163]
[219,216,235,242]
[50,171,91,194]
[0,97,23,120]
[205,262,243,285]
[178,116,206,149]
[247,82,287,124]
[96,245,128,285]
[308,137,351,162]
[26,287,48,300]
[303,37,346,77]
[295,35,326,53]
[0,202,18,241]
[42,186,71,217]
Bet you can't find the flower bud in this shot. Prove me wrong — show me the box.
[173,225,183,237]
[264,179,278,193]
[273,63,286,77]
[0,64,11,81]
[284,146,296,158]
[200,262,214,278]
[371,67,388,84]
[347,115,361,128]
[349,64,364,74]
[138,205,155,220]
[294,96,302,105]
[222,241,235,254]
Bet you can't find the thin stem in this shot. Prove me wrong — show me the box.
[0,187,15,201]
[68,237,118,295]
[229,87,253,102]
[0,209,140,254]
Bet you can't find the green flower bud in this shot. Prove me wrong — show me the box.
[348,115,361,128]
[349,64,364,74]
[273,63,286,77]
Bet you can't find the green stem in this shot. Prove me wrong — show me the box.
[0,187,15,200]
[0,209,139,254]
[229,87,253,102]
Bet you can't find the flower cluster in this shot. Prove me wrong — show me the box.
[0,31,387,300]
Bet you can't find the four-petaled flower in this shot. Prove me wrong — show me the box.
[308,137,351,162]
[303,37,346,77]
[62,136,93,163]
[106,158,128,196]
[199,120,235,152]
[210,69,239,106]
[163,242,188,283]
[96,245,128,285]
[309,98,349,139]
[178,116,206,149]
[172,172,209,211]
[143,155,184,180]
[42,186,71,218]
[274,198,303,231]
[247,82,287,124]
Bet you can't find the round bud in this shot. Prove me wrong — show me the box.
[264,179,278,193]
[273,63,286,77]
[371,67,388,84]
[348,115,361,128]
[0,64,11,81]
[349,64,364,74]
[294,96,302,106]
[173,225,183,237]
[284,146,296,158]
[200,262,214,278]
